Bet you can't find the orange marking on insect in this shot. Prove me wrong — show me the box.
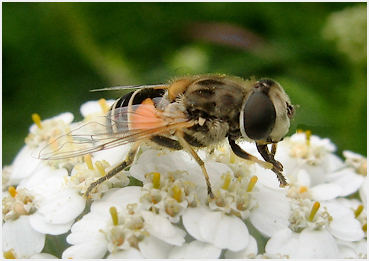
[130,98,168,130]
[168,79,192,101]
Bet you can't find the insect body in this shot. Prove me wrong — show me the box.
[39,74,295,199]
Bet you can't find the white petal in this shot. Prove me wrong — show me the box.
[138,235,174,259]
[249,192,290,237]
[37,188,85,224]
[107,248,145,259]
[10,146,43,184]
[254,167,282,189]
[2,216,45,258]
[168,240,222,259]
[67,214,108,244]
[19,165,67,192]
[359,176,367,206]
[296,169,311,187]
[142,211,185,246]
[182,206,211,241]
[338,244,361,259]
[199,211,249,251]
[330,169,364,196]
[322,202,364,241]
[79,99,114,117]
[92,186,144,213]
[310,183,342,200]
[266,228,340,258]
[30,253,58,259]
[224,235,258,258]
[62,241,108,259]
[29,211,74,235]
[92,144,131,167]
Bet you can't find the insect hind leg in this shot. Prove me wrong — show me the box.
[84,141,141,199]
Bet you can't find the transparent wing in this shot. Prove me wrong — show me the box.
[90,84,169,92]
[37,100,194,160]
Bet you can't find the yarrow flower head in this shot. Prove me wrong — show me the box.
[2,100,367,259]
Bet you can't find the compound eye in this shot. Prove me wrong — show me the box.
[241,91,276,140]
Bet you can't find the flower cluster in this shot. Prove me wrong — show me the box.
[2,100,367,259]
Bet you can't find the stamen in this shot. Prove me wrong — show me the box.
[109,207,119,226]
[247,176,258,192]
[172,185,182,202]
[31,113,42,129]
[152,172,161,189]
[3,250,16,259]
[95,161,105,176]
[305,130,312,146]
[222,173,232,190]
[8,186,17,198]
[354,205,363,218]
[230,151,236,164]
[308,201,320,222]
[84,155,94,170]
[99,98,110,114]
[299,186,308,193]
[362,223,367,232]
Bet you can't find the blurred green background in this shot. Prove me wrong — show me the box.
[3,3,367,166]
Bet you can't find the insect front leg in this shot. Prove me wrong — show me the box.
[228,138,289,187]
[256,143,288,187]
[228,138,273,169]
[256,143,283,172]
[84,141,141,199]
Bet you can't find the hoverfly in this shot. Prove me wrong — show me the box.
[38,74,295,199]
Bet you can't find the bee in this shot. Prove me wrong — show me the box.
[38,74,295,199]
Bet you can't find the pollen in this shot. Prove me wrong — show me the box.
[308,201,320,222]
[84,155,94,170]
[247,176,258,192]
[110,206,119,226]
[31,113,42,129]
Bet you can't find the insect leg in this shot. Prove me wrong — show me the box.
[256,143,288,187]
[84,141,142,199]
[175,131,214,199]
[256,144,283,172]
[271,143,277,157]
[228,138,273,170]
[150,135,183,150]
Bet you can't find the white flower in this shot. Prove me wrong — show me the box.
[286,169,343,201]
[2,187,45,258]
[3,100,367,259]
[3,215,46,258]
[276,131,342,186]
[62,187,185,259]
[17,164,85,234]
